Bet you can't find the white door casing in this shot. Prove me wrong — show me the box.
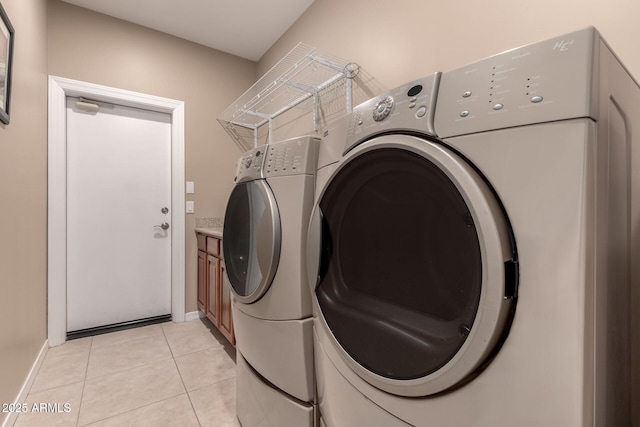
[48,76,185,346]
[66,99,172,331]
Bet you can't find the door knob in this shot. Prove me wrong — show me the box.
[154,222,170,230]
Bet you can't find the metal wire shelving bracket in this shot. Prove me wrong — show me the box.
[218,43,360,151]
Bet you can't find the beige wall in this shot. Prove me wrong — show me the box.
[259,0,640,90]
[5,0,637,420]
[0,0,48,422]
[47,0,257,314]
[1,0,257,415]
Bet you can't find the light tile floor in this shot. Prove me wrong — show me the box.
[14,318,240,427]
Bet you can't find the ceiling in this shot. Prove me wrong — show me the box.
[61,0,315,61]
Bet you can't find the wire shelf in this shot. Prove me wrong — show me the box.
[218,43,363,151]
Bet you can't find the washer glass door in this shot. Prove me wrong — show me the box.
[312,135,517,396]
[223,179,281,303]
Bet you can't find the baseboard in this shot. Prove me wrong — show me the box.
[1,340,48,427]
[185,310,205,322]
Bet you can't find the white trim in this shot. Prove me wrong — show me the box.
[1,341,48,427]
[185,310,206,322]
[47,76,186,347]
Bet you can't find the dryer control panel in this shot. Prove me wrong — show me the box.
[435,27,600,138]
[344,73,440,154]
[263,136,320,177]
[235,145,266,183]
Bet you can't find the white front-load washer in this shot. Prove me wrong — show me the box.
[223,135,319,426]
[308,27,640,426]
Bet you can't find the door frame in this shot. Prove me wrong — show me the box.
[47,76,186,346]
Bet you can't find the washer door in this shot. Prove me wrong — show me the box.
[223,179,281,303]
[308,134,517,396]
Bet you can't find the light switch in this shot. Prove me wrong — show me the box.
[186,201,195,213]
[186,181,195,194]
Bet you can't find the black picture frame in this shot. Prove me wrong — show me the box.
[0,1,14,125]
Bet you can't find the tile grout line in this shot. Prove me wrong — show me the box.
[24,340,92,396]
[162,324,203,427]
[89,325,165,351]
[163,324,226,358]
[75,336,93,427]
[80,393,189,426]
[77,329,182,426]
[24,320,226,426]
[82,332,176,382]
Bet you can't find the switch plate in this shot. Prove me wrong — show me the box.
[186,181,195,194]
[186,201,195,213]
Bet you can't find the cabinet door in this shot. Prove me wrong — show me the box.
[219,262,235,345]
[206,255,220,326]
[197,250,207,312]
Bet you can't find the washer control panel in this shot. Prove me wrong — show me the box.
[263,135,320,177]
[345,73,440,153]
[235,145,266,183]
[373,96,395,121]
[435,27,598,138]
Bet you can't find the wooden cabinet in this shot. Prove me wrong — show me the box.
[206,254,220,326]
[196,232,234,346]
[219,261,234,342]
[196,234,207,313]
[197,249,207,312]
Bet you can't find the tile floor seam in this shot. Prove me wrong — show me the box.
[160,324,177,359]
[17,319,234,427]
[161,325,200,418]
[75,336,93,427]
[21,380,77,397]
[185,390,204,427]
[82,354,176,382]
[171,346,224,358]
[89,327,165,351]
[77,358,187,426]
[76,334,178,425]
[181,371,237,394]
[24,343,91,396]
[81,392,190,427]
[163,323,205,427]
[169,348,191,399]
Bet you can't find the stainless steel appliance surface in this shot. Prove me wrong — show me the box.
[223,135,320,426]
[307,27,640,427]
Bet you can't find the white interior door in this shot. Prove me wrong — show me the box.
[66,97,172,332]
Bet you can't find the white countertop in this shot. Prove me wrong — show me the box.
[195,227,223,239]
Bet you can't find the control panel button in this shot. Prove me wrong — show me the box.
[372,96,394,122]
[492,103,504,111]
[531,96,543,103]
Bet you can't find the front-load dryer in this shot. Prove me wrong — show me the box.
[308,27,640,427]
[223,135,319,426]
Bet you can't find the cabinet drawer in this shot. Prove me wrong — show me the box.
[197,233,206,252]
[207,237,220,256]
